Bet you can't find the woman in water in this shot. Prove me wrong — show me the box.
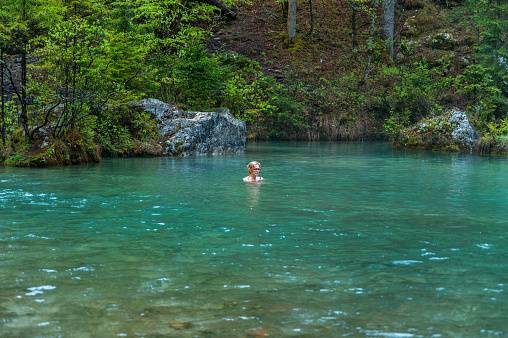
[243,161,264,182]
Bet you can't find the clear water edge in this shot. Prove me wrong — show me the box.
[1,142,507,337]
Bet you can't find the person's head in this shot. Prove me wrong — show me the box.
[247,161,261,175]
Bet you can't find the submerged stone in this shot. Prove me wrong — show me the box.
[140,99,246,156]
[141,306,180,317]
[169,320,192,329]
[249,328,271,337]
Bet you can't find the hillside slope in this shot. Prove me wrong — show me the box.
[208,0,476,141]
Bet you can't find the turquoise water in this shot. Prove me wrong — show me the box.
[1,142,507,337]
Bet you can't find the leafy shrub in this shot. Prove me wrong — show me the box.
[265,94,308,139]
[90,104,159,156]
[474,122,508,154]
[161,41,227,109]
[0,101,20,141]
[377,61,446,136]
[151,41,309,140]
[221,73,277,122]
[457,64,506,122]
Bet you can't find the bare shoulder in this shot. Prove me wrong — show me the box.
[243,177,251,182]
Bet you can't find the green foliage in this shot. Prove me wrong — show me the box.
[162,42,226,109]
[0,0,62,46]
[475,118,508,153]
[0,0,243,143]
[459,0,508,96]
[90,104,159,156]
[221,72,277,122]
[31,12,149,109]
[377,61,447,135]
[0,101,20,137]
[383,109,412,136]
[132,0,214,51]
[1,127,101,166]
[0,128,31,164]
[156,41,301,139]
[266,94,307,139]
[485,118,508,137]
[91,115,131,156]
[456,63,506,121]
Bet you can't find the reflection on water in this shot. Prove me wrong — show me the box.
[1,142,507,337]
[246,181,263,207]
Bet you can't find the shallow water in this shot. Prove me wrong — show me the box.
[1,142,507,337]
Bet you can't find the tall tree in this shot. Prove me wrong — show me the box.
[0,0,243,141]
[288,0,296,43]
[347,0,374,57]
[308,0,314,35]
[27,0,244,138]
[348,2,360,57]
[0,0,62,139]
[30,1,154,138]
[451,0,508,121]
[358,0,380,92]
[381,0,395,59]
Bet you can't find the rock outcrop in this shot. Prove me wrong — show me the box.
[394,108,481,150]
[140,99,246,156]
[446,108,482,145]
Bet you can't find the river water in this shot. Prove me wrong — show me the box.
[1,142,507,337]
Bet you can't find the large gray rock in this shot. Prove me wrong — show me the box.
[446,108,481,146]
[140,99,246,156]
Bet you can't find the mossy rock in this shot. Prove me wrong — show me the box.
[429,32,455,50]
[393,111,469,151]
[401,17,420,37]
[461,36,476,47]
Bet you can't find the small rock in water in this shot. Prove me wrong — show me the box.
[249,328,271,337]
[169,320,192,330]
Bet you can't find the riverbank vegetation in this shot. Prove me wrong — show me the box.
[1,0,508,165]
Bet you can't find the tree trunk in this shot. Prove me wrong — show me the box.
[308,0,314,35]
[20,0,29,137]
[381,0,395,59]
[358,0,380,93]
[288,0,297,43]
[351,5,358,57]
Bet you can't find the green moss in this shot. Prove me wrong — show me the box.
[291,37,305,52]
[1,129,101,167]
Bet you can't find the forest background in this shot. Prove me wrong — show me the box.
[1,0,507,166]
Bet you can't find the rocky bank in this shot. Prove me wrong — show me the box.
[141,99,246,156]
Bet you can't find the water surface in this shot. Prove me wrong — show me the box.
[1,142,507,337]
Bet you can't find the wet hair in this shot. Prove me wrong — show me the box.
[247,161,261,172]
